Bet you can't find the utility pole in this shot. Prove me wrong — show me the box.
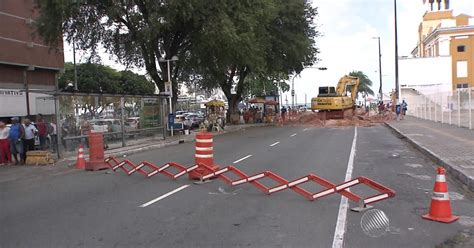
[73,39,78,91]
[394,0,400,101]
[375,37,383,101]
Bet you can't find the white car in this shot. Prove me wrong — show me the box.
[126,117,140,129]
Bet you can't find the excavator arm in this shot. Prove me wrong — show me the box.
[335,75,360,102]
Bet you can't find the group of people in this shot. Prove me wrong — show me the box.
[377,99,408,121]
[280,106,300,122]
[0,114,57,165]
[242,107,265,124]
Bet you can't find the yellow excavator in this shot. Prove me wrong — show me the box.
[311,75,360,118]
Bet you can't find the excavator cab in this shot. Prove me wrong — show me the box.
[318,86,338,97]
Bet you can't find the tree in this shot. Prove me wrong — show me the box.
[348,71,374,106]
[36,1,318,116]
[348,71,374,97]
[58,62,155,95]
[246,74,291,98]
[181,0,319,118]
[36,0,209,107]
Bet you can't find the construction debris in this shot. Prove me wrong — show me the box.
[286,110,396,127]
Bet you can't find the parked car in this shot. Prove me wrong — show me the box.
[90,120,110,133]
[126,117,140,129]
[185,114,204,128]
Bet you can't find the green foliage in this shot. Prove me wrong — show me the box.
[58,62,155,94]
[36,1,319,113]
[246,74,290,98]
[348,71,375,97]
[182,0,319,113]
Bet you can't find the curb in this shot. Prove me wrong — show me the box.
[385,122,474,192]
[62,124,271,167]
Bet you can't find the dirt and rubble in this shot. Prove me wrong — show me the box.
[285,109,396,127]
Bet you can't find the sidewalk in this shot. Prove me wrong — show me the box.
[385,116,474,191]
[0,123,272,183]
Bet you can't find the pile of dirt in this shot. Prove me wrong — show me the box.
[286,110,395,127]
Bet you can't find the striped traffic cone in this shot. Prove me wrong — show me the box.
[76,144,86,169]
[422,167,459,223]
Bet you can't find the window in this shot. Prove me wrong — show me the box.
[456,83,468,89]
[456,61,468,78]
[457,45,465,52]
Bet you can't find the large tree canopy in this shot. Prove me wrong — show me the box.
[182,0,319,116]
[36,0,319,115]
[58,62,155,95]
[36,0,208,103]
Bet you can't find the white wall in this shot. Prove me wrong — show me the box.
[399,56,452,94]
[0,89,55,117]
[439,38,450,56]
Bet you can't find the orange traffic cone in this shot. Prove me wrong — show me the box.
[422,167,459,223]
[76,144,86,169]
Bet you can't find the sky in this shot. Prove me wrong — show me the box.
[63,0,474,104]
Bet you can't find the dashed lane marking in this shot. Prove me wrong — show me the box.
[269,141,280,147]
[233,155,253,164]
[139,185,190,207]
[290,133,297,137]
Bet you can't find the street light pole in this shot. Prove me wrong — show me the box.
[291,75,295,107]
[159,56,179,137]
[73,39,78,91]
[394,0,400,101]
[166,59,173,136]
[373,37,383,101]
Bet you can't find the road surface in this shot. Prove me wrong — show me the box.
[1,125,473,247]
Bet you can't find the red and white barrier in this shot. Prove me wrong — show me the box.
[103,132,395,211]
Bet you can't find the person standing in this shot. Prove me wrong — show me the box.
[281,106,287,123]
[401,100,408,119]
[8,117,25,165]
[50,118,58,153]
[22,118,37,162]
[395,100,402,121]
[35,114,48,150]
[0,121,12,165]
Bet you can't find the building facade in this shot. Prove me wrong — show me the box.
[0,0,64,119]
[402,0,474,92]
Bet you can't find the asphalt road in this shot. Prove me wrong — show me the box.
[1,125,473,247]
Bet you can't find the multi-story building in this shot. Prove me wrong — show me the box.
[400,0,474,93]
[0,0,64,119]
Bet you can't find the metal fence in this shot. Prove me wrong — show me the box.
[30,91,168,158]
[403,87,473,129]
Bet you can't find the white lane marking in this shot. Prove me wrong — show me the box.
[290,133,297,137]
[303,128,309,131]
[269,141,280,147]
[233,155,253,164]
[332,127,357,248]
[139,185,190,207]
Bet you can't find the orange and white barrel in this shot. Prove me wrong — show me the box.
[195,132,214,166]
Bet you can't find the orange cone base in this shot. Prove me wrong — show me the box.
[188,164,220,180]
[85,161,109,171]
[422,214,459,223]
[76,161,86,170]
